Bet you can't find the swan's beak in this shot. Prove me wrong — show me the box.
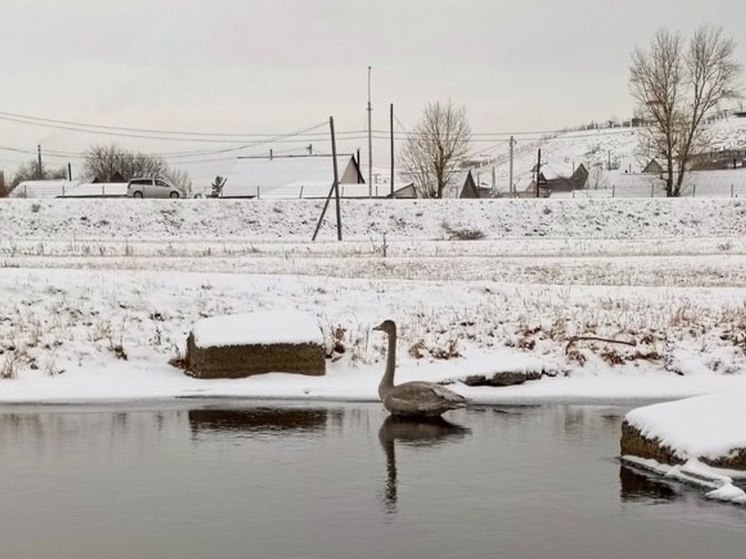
[372,323,382,331]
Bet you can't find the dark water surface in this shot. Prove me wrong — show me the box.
[0,403,743,559]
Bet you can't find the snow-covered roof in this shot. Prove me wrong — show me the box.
[222,155,362,198]
[539,158,577,181]
[441,169,473,198]
[683,168,746,193]
[10,180,78,198]
[608,168,746,197]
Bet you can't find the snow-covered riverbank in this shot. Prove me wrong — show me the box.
[1,197,745,405]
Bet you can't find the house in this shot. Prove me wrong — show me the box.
[527,161,589,197]
[221,154,365,199]
[439,169,492,199]
[642,159,664,174]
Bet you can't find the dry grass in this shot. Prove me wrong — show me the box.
[441,222,486,241]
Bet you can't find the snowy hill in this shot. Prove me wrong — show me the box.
[475,115,746,193]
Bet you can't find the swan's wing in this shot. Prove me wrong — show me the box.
[385,382,467,414]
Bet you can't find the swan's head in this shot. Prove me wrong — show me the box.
[373,319,397,336]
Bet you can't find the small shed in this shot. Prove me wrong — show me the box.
[642,159,664,175]
[440,169,492,198]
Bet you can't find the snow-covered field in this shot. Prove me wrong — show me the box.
[0,196,745,408]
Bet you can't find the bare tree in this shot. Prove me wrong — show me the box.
[83,144,169,182]
[165,167,193,197]
[10,159,67,189]
[629,26,741,197]
[401,100,471,198]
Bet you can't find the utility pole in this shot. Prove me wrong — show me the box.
[508,135,515,195]
[37,145,43,179]
[331,117,342,240]
[535,149,542,198]
[67,162,72,181]
[312,116,343,242]
[390,103,394,198]
[367,65,373,198]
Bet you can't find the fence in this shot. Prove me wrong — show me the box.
[555,183,746,199]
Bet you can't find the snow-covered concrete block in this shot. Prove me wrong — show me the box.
[185,312,325,378]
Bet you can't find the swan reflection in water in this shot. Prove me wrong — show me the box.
[378,415,471,513]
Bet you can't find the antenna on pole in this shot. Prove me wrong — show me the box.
[390,103,394,199]
[367,65,373,198]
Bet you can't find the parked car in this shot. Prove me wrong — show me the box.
[126,178,181,198]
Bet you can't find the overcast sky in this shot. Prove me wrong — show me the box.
[1,0,744,183]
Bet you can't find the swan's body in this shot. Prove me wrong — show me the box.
[374,320,468,417]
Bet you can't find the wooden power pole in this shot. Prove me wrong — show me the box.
[312,117,343,241]
[509,135,515,195]
[535,149,542,198]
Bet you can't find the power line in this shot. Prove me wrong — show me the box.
[0,109,643,143]
[0,112,331,144]
[0,110,332,139]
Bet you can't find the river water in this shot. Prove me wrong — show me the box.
[0,403,743,559]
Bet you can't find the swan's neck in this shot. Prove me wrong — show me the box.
[378,330,396,399]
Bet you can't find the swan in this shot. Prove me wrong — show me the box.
[373,319,468,417]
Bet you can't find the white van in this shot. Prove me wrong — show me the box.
[126,178,181,198]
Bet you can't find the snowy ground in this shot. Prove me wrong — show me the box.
[0,197,745,407]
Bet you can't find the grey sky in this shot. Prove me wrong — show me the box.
[1,0,744,183]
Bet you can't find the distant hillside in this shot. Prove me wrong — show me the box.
[475,115,746,193]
